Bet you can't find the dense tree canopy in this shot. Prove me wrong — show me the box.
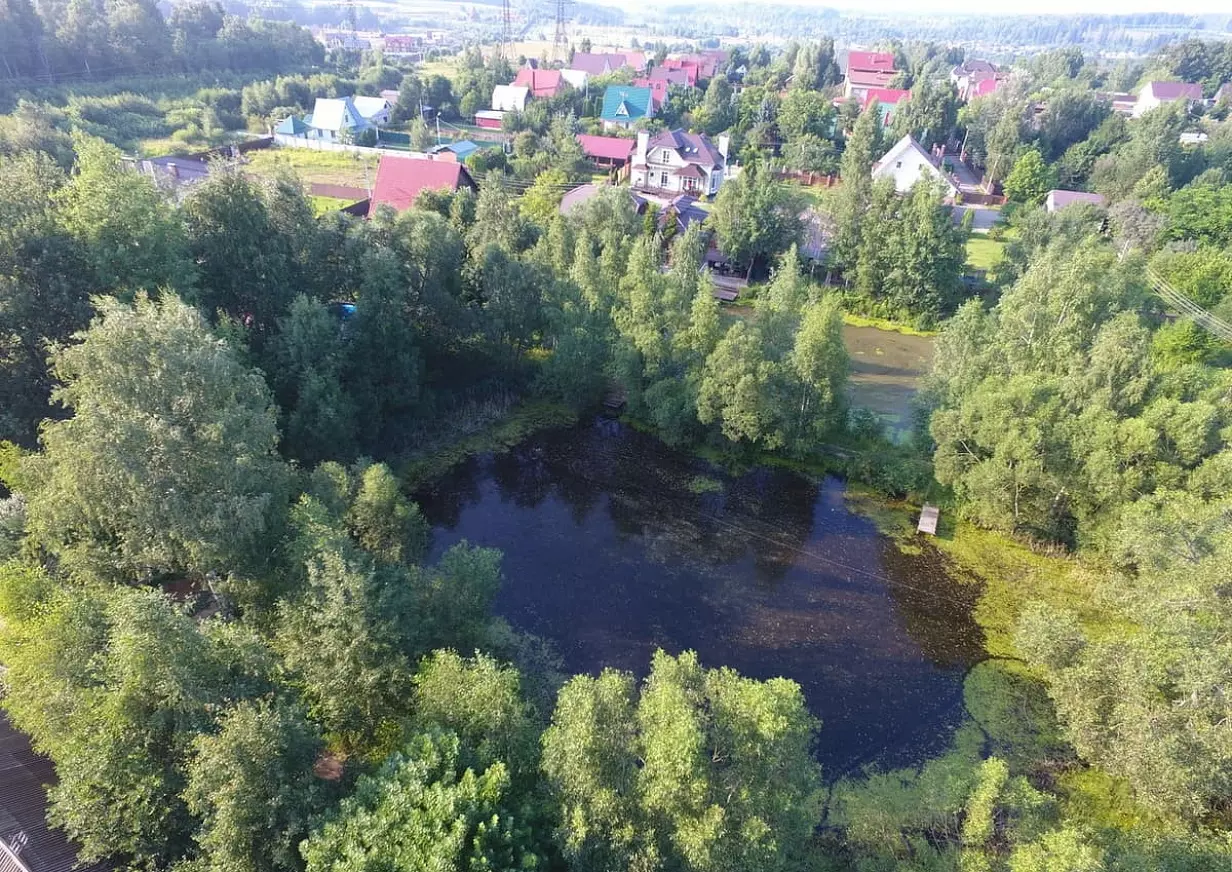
[22,294,290,585]
[2,30,1232,872]
[542,650,823,872]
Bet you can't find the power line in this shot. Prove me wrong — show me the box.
[1119,243,1232,345]
[1146,268,1232,344]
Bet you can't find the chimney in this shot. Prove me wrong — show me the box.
[167,161,179,179]
[636,129,650,164]
[717,134,729,163]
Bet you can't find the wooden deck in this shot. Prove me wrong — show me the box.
[917,504,940,535]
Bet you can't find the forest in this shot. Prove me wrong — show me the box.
[1,8,1232,872]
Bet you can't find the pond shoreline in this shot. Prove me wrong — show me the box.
[414,418,986,775]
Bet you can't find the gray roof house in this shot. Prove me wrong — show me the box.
[1044,189,1106,212]
[305,97,373,141]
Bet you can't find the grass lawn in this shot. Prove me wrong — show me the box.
[796,184,838,210]
[417,57,460,82]
[965,236,1006,272]
[309,195,357,216]
[245,148,379,189]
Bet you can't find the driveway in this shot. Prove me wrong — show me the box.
[952,204,1000,233]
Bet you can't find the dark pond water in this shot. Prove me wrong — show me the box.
[416,420,984,777]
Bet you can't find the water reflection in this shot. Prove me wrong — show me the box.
[416,419,983,776]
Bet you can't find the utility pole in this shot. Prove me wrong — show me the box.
[552,0,572,64]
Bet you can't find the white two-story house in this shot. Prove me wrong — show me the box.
[630,129,729,197]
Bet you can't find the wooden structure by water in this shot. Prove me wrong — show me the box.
[917,504,940,535]
[602,385,627,416]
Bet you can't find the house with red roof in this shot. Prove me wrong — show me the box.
[862,88,910,127]
[844,50,897,101]
[630,128,729,197]
[967,76,1003,100]
[623,51,647,72]
[659,59,700,87]
[634,77,671,109]
[576,134,635,169]
[950,60,1005,101]
[513,68,565,99]
[664,54,719,81]
[367,156,476,216]
[1132,81,1203,118]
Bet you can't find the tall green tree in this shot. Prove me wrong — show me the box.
[268,295,358,466]
[831,103,881,273]
[0,576,265,867]
[185,699,328,872]
[182,168,296,340]
[56,132,194,294]
[300,731,541,872]
[1016,492,1232,821]
[21,294,290,585]
[709,162,804,279]
[0,151,93,445]
[1003,149,1055,205]
[541,649,823,872]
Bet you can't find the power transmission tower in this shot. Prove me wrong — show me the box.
[499,0,513,59]
[552,0,572,63]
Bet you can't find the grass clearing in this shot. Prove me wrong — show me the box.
[417,57,460,82]
[245,147,379,188]
[841,312,938,337]
[844,490,1115,659]
[309,195,357,216]
[965,236,1006,272]
[795,184,838,210]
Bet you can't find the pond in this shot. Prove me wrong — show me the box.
[416,421,983,778]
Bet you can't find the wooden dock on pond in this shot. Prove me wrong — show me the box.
[917,504,939,535]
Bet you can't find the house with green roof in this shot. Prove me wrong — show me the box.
[600,86,655,132]
[274,115,310,136]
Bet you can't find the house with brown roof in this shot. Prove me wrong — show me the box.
[1132,81,1203,118]
[368,156,476,216]
[570,52,638,77]
[559,183,648,215]
[844,50,897,101]
[1044,190,1106,212]
[630,128,729,197]
[658,59,700,87]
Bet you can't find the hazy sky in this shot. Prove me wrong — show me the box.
[821,0,1230,14]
